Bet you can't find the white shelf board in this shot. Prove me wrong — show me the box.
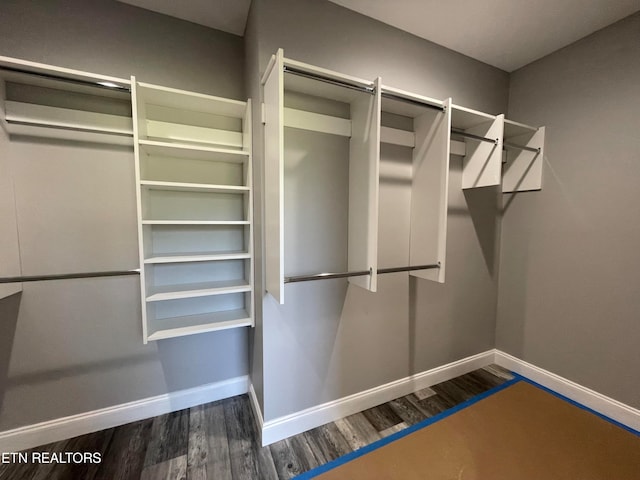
[5,101,133,135]
[504,119,538,138]
[5,122,133,146]
[137,82,246,119]
[144,251,250,264]
[381,85,444,118]
[142,220,250,225]
[140,180,249,194]
[147,309,252,341]
[451,104,495,130]
[145,120,244,149]
[138,139,249,162]
[146,279,251,302]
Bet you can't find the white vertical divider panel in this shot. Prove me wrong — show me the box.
[0,77,23,299]
[461,114,504,189]
[410,98,452,283]
[502,125,545,193]
[243,99,255,324]
[130,77,149,342]
[348,78,381,291]
[263,50,285,304]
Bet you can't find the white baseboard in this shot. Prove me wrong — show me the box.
[0,375,249,453]
[493,350,640,432]
[260,350,495,446]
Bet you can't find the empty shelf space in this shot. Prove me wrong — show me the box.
[138,139,249,162]
[146,279,251,302]
[147,309,252,341]
[137,82,247,119]
[451,104,495,130]
[504,119,538,138]
[144,251,250,264]
[140,180,249,194]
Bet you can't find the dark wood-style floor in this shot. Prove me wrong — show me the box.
[0,365,513,480]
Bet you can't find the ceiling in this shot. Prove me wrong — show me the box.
[117,0,251,36]
[117,0,639,72]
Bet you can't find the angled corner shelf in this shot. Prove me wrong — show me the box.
[132,77,254,343]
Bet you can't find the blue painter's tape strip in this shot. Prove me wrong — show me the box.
[512,373,640,437]
[294,376,521,479]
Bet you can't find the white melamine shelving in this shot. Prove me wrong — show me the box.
[262,49,380,303]
[502,119,545,193]
[380,86,451,283]
[146,310,252,341]
[132,77,254,342]
[0,56,133,145]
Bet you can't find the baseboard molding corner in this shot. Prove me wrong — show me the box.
[248,382,265,444]
[493,350,640,432]
[260,349,495,445]
[0,375,249,453]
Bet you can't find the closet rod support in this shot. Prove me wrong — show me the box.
[451,128,498,145]
[0,66,131,93]
[283,66,375,95]
[381,92,444,112]
[503,141,540,153]
[0,270,140,284]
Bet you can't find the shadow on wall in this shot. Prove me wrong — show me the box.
[463,185,501,277]
[0,291,22,411]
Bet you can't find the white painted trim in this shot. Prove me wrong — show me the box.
[248,383,264,441]
[493,350,640,432]
[260,350,494,445]
[0,375,249,453]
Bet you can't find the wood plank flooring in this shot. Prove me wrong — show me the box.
[0,365,513,480]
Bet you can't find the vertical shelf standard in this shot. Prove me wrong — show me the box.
[132,78,254,342]
[502,119,545,193]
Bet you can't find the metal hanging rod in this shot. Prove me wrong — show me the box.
[283,65,375,95]
[503,141,540,153]
[0,66,131,93]
[285,269,371,284]
[451,128,498,145]
[381,91,445,112]
[0,270,140,284]
[284,263,439,284]
[6,119,133,137]
[378,263,440,274]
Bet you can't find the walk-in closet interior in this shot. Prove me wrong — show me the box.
[0,0,638,461]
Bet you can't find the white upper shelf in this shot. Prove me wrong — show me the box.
[136,82,246,119]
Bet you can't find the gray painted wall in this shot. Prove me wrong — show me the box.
[248,0,508,421]
[497,13,640,408]
[0,0,249,431]
[0,0,244,99]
